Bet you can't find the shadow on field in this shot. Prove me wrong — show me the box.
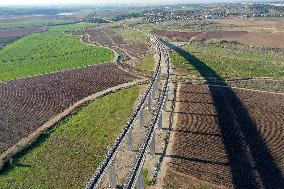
[163,40,284,189]
[0,132,50,175]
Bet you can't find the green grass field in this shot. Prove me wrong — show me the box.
[0,23,113,81]
[114,28,149,44]
[0,18,71,29]
[137,54,155,71]
[171,41,284,80]
[0,86,139,189]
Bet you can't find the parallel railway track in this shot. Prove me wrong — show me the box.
[85,34,171,189]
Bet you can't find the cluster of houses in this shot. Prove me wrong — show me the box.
[142,3,283,23]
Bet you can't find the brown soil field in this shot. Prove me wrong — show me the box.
[165,83,284,188]
[0,26,47,37]
[0,27,47,48]
[215,18,284,29]
[197,31,248,40]
[196,29,284,48]
[0,26,47,48]
[73,28,149,58]
[0,63,137,155]
[194,18,284,48]
[152,30,203,41]
[238,31,284,48]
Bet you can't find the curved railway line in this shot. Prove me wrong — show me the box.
[85,34,171,189]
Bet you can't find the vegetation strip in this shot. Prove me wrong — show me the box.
[0,85,141,188]
[0,79,146,174]
[0,18,71,29]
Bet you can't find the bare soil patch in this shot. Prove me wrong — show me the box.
[197,31,248,40]
[0,26,47,48]
[0,63,138,155]
[196,29,284,48]
[0,26,47,37]
[239,31,284,48]
[215,18,284,29]
[152,30,203,41]
[73,28,149,59]
[212,18,284,48]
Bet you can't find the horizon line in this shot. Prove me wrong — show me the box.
[0,0,282,7]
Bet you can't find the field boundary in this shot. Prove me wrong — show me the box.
[179,80,284,95]
[1,27,115,82]
[1,63,112,82]
[168,169,227,189]
[0,79,147,172]
[207,83,284,95]
[77,33,120,64]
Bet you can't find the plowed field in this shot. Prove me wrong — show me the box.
[0,27,47,48]
[167,83,284,188]
[0,63,137,154]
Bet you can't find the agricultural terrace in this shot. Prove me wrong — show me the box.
[0,86,139,189]
[0,23,114,81]
[170,40,284,80]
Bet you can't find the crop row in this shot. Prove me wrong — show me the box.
[0,63,137,154]
[170,83,284,188]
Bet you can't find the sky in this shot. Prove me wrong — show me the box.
[0,0,281,6]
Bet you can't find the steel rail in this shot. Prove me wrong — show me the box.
[123,40,171,189]
[85,35,165,189]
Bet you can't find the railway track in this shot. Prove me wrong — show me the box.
[85,34,170,189]
[123,41,170,189]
